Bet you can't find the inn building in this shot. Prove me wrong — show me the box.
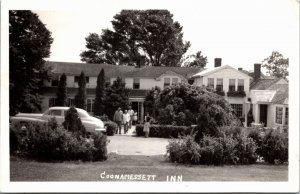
[41,59,288,129]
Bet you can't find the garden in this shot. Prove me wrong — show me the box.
[9,83,288,182]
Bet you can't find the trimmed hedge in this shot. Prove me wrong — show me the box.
[10,121,108,161]
[135,124,193,138]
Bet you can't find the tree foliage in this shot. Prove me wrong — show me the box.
[80,10,190,67]
[74,71,87,109]
[94,69,106,116]
[103,77,130,119]
[154,84,239,139]
[56,73,68,106]
[9,10,53,115]
[262,51,289,78]
[144,86,161,117]
[183,51,208,68]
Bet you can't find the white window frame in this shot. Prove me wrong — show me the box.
[275,106,283,125]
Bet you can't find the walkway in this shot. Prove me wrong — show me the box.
[107,126,169,155]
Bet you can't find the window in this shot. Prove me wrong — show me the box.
[238,79,244,91]
[276,107,283,124]
[231,104,243,117]
[75,76,89,83]
[229,79,235,92]
[207,78,214,89]
[285,107,288,125]
[86,99,95,113]
[67,98,74,107]
[133,78,140,89]
[49,110,61,116]
[216,78,223,91]
[164,78,170,88]
[49,98,56,107]
[51,75,59,86]
[172,78,179,85]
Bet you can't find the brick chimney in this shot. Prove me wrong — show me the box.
[254,63,261,81]
[214,58,222,68]
[238,67,243,71]
[137,56,146,68]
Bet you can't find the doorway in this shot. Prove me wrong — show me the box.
[259,104,268,127]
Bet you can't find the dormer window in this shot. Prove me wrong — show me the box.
[51,75,59,86]
[229,79,235,92]
[164,78,171,88]
[172,78,179,85]
[216,78,223,91]
[133,78,140,89]
[238,79,244,91]
[207,78,214,89]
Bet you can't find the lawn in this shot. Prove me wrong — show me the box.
[10,154,288,182]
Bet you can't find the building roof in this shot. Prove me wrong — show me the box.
[47,61,202,79]
[239,69,269,80]
[250,78,289,104]
[192,65,251,78]
[47,61,136,78]
[123,66,202,79]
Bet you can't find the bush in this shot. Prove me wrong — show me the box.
[10,119,108,161]
[198,135,225,165]
[135,124,192,138]
[63,106,86,137]
[167,135,201,164]
[260,129,288,164]
[104,121,118,136]
[234,134,258,164]
[166,132,258,165]
[247,128,264,156]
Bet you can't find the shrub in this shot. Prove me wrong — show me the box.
[260,129,288,164]
[10,119,108,161]
[135,124,192,138]
[104,121,118,136]
[166,135,201,164]
[63,106,86,137]
[198,135,225,165]
[247,128,264,156]
[234,134,258,164]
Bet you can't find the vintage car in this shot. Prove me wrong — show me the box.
[10,107,106,132]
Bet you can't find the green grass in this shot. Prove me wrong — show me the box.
[10,154,288,182]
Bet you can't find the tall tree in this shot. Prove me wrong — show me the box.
[80,10,190,67]
[9,10,53,115]
[94,69,105,116]
[183,51,208,68]
[262,51,289,78]
[56,73,68,106]
[104,77,130,119]
[74,71,87,109]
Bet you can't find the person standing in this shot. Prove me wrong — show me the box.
[113,107,123,134]
[133,111,138,125]
[123,110,131,134]
[128,106,134,129]
[143,112,151,138]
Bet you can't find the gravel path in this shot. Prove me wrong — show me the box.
[107,126,170,155]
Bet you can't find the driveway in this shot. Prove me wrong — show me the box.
[107,126,169,155]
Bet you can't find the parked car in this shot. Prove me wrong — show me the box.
[10,107,106,133]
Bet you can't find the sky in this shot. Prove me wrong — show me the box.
[32,0,299,72]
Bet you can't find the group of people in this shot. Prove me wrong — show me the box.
[113,106,137,134]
